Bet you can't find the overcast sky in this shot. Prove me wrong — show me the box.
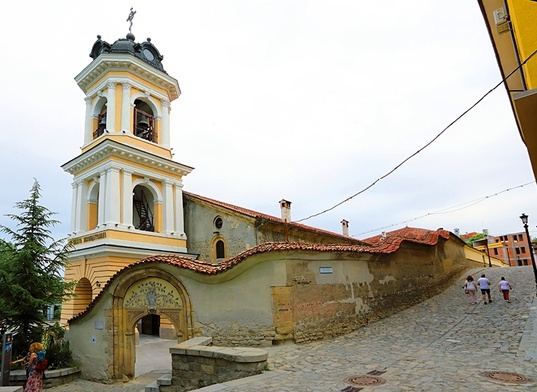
[1,0,537,243]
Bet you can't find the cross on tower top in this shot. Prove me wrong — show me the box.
[126,8,136,33]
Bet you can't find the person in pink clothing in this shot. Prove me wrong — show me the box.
[24,342,46,392]
[498,277,512,303]
[464,275,478,304]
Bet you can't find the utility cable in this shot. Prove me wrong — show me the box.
[354,181,536,237]
[295,48,537,223]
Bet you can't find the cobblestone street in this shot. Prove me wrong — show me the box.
[46,266,537,391]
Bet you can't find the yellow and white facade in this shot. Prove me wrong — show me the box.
[60,34,194,325]
[478,0,537,180]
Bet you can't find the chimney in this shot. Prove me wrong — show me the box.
[279,199,292,222]
[454,228,460,236]
[341,219,349,236]
[381,231,387,240]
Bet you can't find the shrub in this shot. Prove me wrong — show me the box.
[42,322,73,369]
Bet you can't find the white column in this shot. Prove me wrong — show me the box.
[97,171,106,227]
[161,100,171,148]
[74,181,83,232]
[122,170,133,227]
[106,81,117,133]
[77,181,88,233]
[84,96,93,145]
[162,180,174,234]
[121,83,131,134]
[174,181,185,237]
[104,166,121,225]
[70,181,78,233]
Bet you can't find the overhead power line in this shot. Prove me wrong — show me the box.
[354,181,536,237]
[295,48,537,223]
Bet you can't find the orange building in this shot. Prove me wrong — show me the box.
[490,232,534,266]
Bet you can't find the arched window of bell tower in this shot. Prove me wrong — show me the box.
[133,185,155,232]
[92,97,108,140]
[133,99,156,143]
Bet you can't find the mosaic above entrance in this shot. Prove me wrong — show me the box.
[124,278,182,309]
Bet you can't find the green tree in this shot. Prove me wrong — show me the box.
[0,180,75,354]
[464,232,485,246]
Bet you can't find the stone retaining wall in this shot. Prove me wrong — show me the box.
[164,337,268,392]
[198,324,276,347]
[9,367,80,389]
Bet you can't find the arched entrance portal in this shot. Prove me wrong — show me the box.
[135,313,179,377]
[111,268,194,379]
[139,314,161,336]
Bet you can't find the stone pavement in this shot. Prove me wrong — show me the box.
[46,266,537,391]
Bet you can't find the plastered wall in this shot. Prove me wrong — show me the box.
[67,236,476,380]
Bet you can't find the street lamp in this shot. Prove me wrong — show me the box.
[484,241,492,267]
[520,213,537,296]
[483,229,492,267]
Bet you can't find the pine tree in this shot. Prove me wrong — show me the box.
[0,180,75,350]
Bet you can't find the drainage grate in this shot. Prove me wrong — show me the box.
[480,371,534,384]
[344,375,387,386]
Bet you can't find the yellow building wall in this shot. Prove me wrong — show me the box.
[87,202,97,230]
[61,253,148,326]
[154,203,163,233]
[508,0,537,88]
[464,245,505,267]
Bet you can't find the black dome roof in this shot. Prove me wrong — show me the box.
[89,34,166,73]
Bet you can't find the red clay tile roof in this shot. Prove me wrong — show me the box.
[362,227,451,247]
[184,191,368,245]
[68,229,451,323]
[460,232,478,240]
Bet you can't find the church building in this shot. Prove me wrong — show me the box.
[60,25,481,381]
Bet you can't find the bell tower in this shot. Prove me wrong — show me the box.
[60,29,194,324]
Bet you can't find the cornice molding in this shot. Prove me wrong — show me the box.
[62,139,194,178]
[86,75,169,105]
[75,54,181,101]
[67,243,193,260]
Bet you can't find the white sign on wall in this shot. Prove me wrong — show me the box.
[319,266,333,274]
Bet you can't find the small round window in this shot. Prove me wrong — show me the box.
[214,216,223,229]
[143,48,155,61]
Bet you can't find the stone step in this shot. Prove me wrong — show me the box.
[157,373,172,386]
[144,381,159,392]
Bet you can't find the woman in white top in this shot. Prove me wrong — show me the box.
[464,275,478,304]
[498,277,512,303]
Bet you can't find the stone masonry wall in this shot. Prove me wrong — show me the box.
[188,237,474,347]
[197,322,275,347]
[170,355,266,391]
[286,240,473,344]
[167,337,268,392]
